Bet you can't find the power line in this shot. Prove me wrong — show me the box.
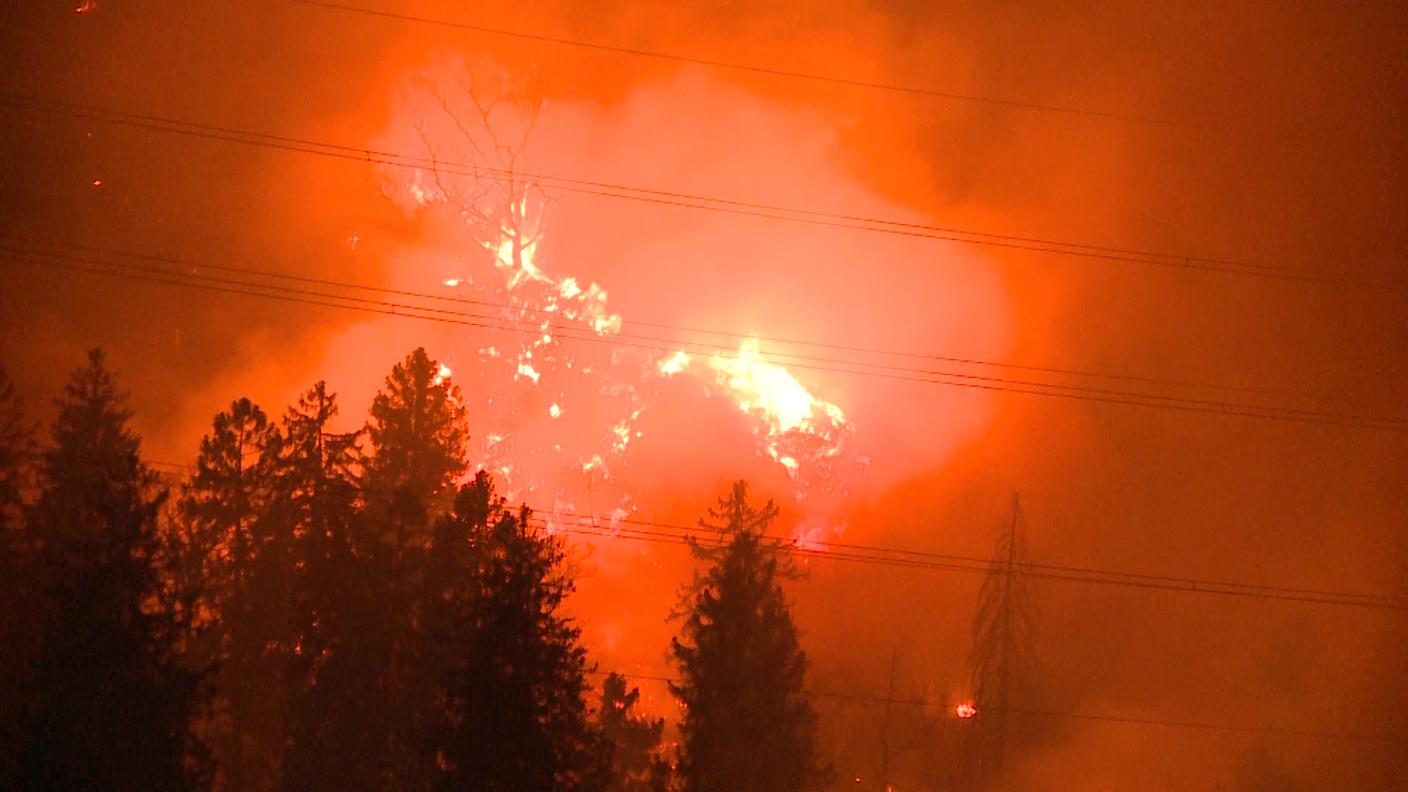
[583,669,1389,743]
[287,0,1190,129]
[136,456,1408,740]
[12,236,1340,403]
[6,243,1405,431]
[546,516,1408,610]
[1,93,1352,284]
[26,442,1388,741]
[6,243,1404,432]
[571,511,1408,607]
[138,459,1408,610]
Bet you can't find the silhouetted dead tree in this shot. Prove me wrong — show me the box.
[415,66,553,272]
[969,493,1038,789]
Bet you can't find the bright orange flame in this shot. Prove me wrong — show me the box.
[708,338,840,433]
[955,702,978,719]
[384,68,863,544]
[706,338,851,481]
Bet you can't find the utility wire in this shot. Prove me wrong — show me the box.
[584,669,1392,743]
[5,242,1404,431]
[11,236,1341,403]
[25,445,1386,740]
[549,513,1408,608]
[132,456,1396,738]
[1,93,1352,284]
[287,0,1190,129]
[545,517,1408,610]
[139,459,1408,610]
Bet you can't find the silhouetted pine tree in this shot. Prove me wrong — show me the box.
[669,481,829,792]
[968,494,1037,789]
[16,349,210,789]
[0,365,38,787]
[360,347,470,787]
[0,365,31,537]
[427,473,610,791]
[364,347,468,542]
[599,672,668,792]
[182,397,287,790]
[273,381,373,790]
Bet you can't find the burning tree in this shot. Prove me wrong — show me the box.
[414,65,551,277]
[401,63,645,518]
[409,65,625,361]
[397,64,860,536]
[669,481,830,792]
[968,493,1039,788]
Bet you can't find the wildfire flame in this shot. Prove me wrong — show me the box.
[705,338,851,482]
[382,71,862,539]
[955,702,978,719]
[655,340,854,486]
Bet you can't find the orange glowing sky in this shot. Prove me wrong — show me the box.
[248,54,1011,699]
[3,1,1406,787]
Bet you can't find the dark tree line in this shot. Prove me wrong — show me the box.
[0,349,828,791]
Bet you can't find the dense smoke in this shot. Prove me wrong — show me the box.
[3,1,1405,787]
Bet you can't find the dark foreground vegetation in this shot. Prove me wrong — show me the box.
[0,348,838,791]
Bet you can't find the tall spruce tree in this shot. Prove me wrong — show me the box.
[0,365,37,787]
[182,397,287,790]
[360,347,470,786]
[273,381,372,790]
[17,349,210,788]
[363,347,468,539]
[669,481,829,792]
[0,365,31,537]
[427,472,609,791]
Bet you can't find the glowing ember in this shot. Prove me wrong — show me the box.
[791,520,839,551]
[658,350,691,376]
[515,362,541,383]
[432,363,453,386]
[956,702,978,719]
